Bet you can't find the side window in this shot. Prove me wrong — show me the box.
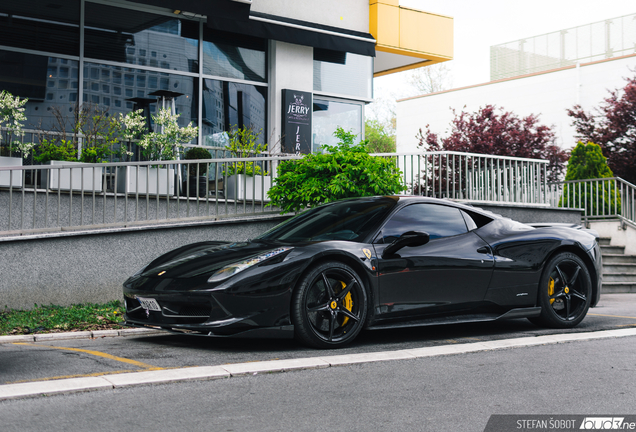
[461,209,493,230]
[375,204,468,244]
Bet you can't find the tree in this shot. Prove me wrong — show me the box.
[365,119,396,153]
[567,74,636,184]
[366,63,454,142]
[407,62,453,95]
[417,104,568,182]
[267,127,405,213]
[559,142,619,214]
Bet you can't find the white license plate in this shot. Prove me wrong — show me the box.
[137,297,161,312]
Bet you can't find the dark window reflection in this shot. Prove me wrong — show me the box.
[0,50,78,132]
[202,28,266,82]
[0,2,80,56]
[201,79,266,147]
[378,204,469,243]
[84,2,198,73]
[83,62,198,137]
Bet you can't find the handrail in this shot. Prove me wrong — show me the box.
[547,177,636,228]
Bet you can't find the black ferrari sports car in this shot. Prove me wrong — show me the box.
[123,196,602,348]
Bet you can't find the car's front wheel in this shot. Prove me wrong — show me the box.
[292,261,368,348]
[531,252,592,328]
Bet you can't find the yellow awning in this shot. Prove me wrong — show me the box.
[369,0,453,77]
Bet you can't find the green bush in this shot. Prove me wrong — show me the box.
[184,146,211,176]
[224,126,268,176]
[365,119,396,153]
[33,139,78,163]
[267,127,406,213]
[559,141,620,215]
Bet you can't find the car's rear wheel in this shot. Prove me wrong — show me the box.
[292,261,368,348]
[530,252,592,328]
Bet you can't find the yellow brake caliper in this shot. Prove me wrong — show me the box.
[340,281,354,325]
[548,277,555,305]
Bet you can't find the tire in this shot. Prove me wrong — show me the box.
[530,252,592,328]
[292,261,368,348]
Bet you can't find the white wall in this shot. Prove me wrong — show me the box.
[396,54,636,153]
[267,41,314,152]
[589,221,636,255]
[251,0,369,33]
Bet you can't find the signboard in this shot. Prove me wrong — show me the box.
[281,89,312,154]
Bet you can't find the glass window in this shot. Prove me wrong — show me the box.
[0,3,79,56]
[84,2,198,73]
[312,98,362,152]
[314,50,372,99]
[376,204,469,244]
[201,79,267,148]
[202,28,266,82]
[0,51,79,131]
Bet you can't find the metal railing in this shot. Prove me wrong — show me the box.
[374,151,549,205]
[1,150,552,237]
[0,156,301,237]
[548,177,636,229]
[491,12,636,80]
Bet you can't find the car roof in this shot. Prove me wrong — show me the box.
[370,195,504,220]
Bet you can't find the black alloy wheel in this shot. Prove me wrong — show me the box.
[531,252,592,328]
[292,261,368,348]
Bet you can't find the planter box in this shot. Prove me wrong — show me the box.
[116,166,175,196]
[225,174,271,201]
[0,156,23,187]
[49,161,103,192]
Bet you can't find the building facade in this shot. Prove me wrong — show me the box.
[396,13,636,153]
[1,0,453,156]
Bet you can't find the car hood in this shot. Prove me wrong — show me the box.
[139,240,290,279]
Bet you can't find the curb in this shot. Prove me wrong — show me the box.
[1,327,636,401]
[0,327,165,345]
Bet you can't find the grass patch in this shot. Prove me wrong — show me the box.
[0,301,125,336]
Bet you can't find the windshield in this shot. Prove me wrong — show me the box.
[257,197,398,243]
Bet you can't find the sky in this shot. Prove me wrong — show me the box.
[371,0,636,120]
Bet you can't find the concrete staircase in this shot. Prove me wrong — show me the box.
[599,237,636,293]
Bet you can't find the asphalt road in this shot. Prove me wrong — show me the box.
[1,335,635,432]
[1,294,635,386]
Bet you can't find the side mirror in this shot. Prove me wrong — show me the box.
[382,231,430,258]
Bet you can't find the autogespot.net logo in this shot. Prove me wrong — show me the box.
[484,415,636,431]
[580,418,634,430]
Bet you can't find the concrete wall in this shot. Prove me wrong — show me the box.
[589,220,636,255]
[469,203,582,225]
[0,217,287,310]
[396,54,636,152]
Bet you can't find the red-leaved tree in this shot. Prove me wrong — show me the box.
[567,74,636,184]
[417,105,568,182]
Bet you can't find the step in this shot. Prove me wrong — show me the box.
[602,254,636,264]
[600,245,626,255]
[602,282,636,293]
[602,263,636,273]
[602,273,636,282]
[598,237,612,246]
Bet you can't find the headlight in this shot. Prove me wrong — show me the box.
[207,247,293,283]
